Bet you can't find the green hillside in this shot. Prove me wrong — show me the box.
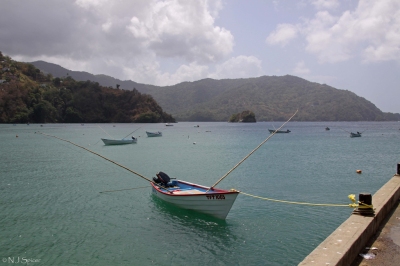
[0,53,175,123]
[30,61,400,121]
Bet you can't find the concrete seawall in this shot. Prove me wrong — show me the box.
[299,174,400,266]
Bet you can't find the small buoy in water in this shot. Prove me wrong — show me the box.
[356,170,362,174]
[16,135,18,138]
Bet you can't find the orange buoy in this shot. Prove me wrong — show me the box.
[356,170,362,174]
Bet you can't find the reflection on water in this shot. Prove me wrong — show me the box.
[150,194,234,236]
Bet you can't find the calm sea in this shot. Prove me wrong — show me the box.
[1,122,399,265]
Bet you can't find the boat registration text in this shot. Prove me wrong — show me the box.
[206,195,225,200]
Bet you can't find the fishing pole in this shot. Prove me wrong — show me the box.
[39,132,152,183]
[39,132,176,193]
[122,127,142,139]
[98,125,114,138]
[207,110,298,192]
[100,186,151,193]
[338,127,351,133]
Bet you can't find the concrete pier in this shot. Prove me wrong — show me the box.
[299,174,400,266]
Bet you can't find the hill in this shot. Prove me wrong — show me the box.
[0,53,175,123]
[30,61,400,121]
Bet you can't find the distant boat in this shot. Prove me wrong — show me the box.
[146,131,162,137]
[101,137,137,145]
[194,125,199,127]
[165,123,173,126]
[152,172,239,220]
[325,127,330,131]
[350,132,362,138]
[268,129,291,133]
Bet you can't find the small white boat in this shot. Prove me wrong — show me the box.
[165,123,173,126]
[101,137,137,145]
[151,172,239,219]
[146,131,162,137]
[268,129,291,133]
[350,132,362,138]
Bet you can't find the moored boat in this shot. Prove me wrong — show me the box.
[268,129,291,133]
[146,131,162,137]
[165,123,173,126]
[101,137,137,145]
[350,132,362,138]
[151,172,239,219]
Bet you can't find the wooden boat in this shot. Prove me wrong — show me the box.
[101,137,137,145]
[146,131,162,137]
[268,129,291,133]
[350,132,362,138]
[151,172,239,219]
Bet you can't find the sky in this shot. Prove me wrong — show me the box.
[1,0,399,113]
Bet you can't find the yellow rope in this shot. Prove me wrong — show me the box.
[239,191,374,209]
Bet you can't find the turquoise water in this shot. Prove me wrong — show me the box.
[1,122,399,265]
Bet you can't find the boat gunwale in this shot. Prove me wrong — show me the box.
[101,138,137,145]
[151,181,239,197]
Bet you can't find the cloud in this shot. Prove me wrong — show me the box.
[210,56,263,80]
[267,0,400,63]
[311,0,339,10]
[266,24,299,47]
[0,0,234,83]
[126,0,233,63]
[293,61,310,75]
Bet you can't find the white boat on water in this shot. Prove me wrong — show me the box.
[350,132,362,138]
[165,123,173,126]
[101,137,137,145]
[146,131,162,137]
[151,172,239,219]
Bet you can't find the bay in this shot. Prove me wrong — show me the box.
[1,122,399,265]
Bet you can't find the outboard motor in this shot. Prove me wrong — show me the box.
[153,171,176,187]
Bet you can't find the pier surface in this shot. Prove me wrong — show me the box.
[299,174,400,266]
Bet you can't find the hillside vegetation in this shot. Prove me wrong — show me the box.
[0,53,175,123]
[30,60,400,122]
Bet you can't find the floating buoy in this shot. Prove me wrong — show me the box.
[356,170,362,174]
[16,135,18,138]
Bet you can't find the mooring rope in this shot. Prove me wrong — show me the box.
[39,132,152,183]
[100,186,151,193]
[239,191,374,209]
[98,125,114,138]
[207,110,298,191]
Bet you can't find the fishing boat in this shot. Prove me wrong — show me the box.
[350,132,362,138]
[101,137,137,145]
[151,172,239,219]
[268,129,291,133]
[325,127,330,131]
[146,131,162,137]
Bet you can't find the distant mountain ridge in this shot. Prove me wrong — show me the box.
[31,61,400,121]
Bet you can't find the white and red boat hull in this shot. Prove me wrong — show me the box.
[151,180,239,219]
